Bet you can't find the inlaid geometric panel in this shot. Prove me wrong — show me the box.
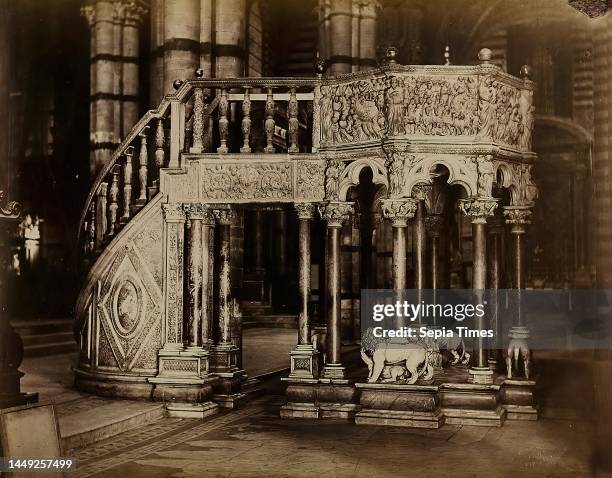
[97,242,162,371]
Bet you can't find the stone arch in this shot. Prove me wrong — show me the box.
[403,155,476,199]
[338,157,388,201]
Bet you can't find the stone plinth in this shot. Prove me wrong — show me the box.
[501,377,538,420]
[440,382,506,427]
[355,382,444,428]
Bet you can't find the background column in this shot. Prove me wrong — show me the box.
[328,0,353,75]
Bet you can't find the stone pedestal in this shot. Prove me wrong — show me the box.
[149,347,219,416]
[355,383,444,428]
[440,382,506,426]
[316,382,359,419]
[210,344,246,408]
[280,381,319,419]
[501,378,538,420]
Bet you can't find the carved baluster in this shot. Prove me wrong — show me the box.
[107,166,120,236]
[155,119,165,169]
[203,94,213,152]
[190,87,204,153]
[87,203,96,253]
[136,126,149,206]
[121,146,134,222]
[96,182,108,245]
[240,87,252,153]
[288,87,299,153]
[264,87,275,153]
[217,88,229,153]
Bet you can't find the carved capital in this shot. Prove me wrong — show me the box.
[184,203,214,223]
[381,198,417,227]
[212,207,237,226]
[503,206,532,234]
[425,214,445,237]
[458,198,498,223]
[123,1,147,25]
[295,202,317,220]
[318,201,354,227]
[81,5,96,27]
[162,203,186,222]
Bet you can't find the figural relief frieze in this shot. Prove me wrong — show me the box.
[317,71,533,151]
[295,161,325,200]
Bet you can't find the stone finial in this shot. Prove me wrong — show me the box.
[385,46,399,64]
[173,79,184,90]
[520,64,532,81]
[314,56,328,78]
[444,45,451,66]
[195,68,204,78]
[478,48,493,65]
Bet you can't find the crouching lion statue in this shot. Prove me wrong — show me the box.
[360,328,434,384]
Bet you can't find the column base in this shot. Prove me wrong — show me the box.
[319,363,348,383]
[150,346,217,403]
[212,369,247,409]
[286,344,319,381]
[469,366,494,384]
[209,343,240,373]
[165,401,219,418]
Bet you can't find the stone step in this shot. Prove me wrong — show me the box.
[243,315,298,329]
[58,398,166,452]
[24,340,78,357]
[21,331,74,347]
[11,319,73,336]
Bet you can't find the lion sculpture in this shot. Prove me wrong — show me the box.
[360,328,434,384]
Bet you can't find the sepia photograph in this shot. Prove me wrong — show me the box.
[1,0,612,476]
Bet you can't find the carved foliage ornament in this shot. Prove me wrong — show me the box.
[381,198,417,226]
[503,207,532,230]
[295,203,317,220]
[458,198,498,223]
[201,163,292,200]
[184,203,214,223]
[318,201,354,227]
[296,161,325,200]
[162,203,186,222]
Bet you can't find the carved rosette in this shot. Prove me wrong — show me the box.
[458,198,498,224]
[503,206,532,234]
[212,207,237,226]
[381,198,417,227]
[295,203,317,220]
[425,214,445,237]
[318,201,354,227]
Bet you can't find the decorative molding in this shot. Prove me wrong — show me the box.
[296,161,326,200]
[200,163,292,200]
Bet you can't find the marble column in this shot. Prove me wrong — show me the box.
[459,198,498,384]
[487,214,504,369]
[163,0,200,95]
[201,206,215,348]
[358,0,378,70]
[426,214,445,290]
[82,1,120,175]
[318,201,354,381]
[210,206,245,408]
[121,3,146,136]
[328,0,353,75]
[214,0,247,77]
[381,199,418,290]
[503,206,532,379]
[286,203,319,381]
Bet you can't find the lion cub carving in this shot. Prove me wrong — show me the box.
[361,328,434,384]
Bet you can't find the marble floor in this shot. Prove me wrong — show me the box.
[72,394,598,478]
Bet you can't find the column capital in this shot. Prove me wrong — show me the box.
[381,198,417,227]
[212,207,237,226]
[123,1,148,25]
[458,198,498,224]
[80,5,96,27]
[425,214,445,237]
[318,201,354,227]
[184,203,215,224]
[295,202,317,220]
[503,206,532,234]
[162,203,186,222]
